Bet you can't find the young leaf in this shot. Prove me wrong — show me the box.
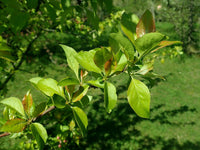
[0,97,25,117]
[72,85,89,102]
[72,107,88,137]
[60,45,79,79]
[135,32,166,57]
[127,78,150,118]
[52,94,66,109]
[75,50,102,73]
[31,102,46,117]
[151,41,182,53]
[136,10,156,38]
[58,77,80,86]
[109,33,135,62]
[93,47,112,71]
[104,81,117,113]
[31,123,48,150]
[22,91,33,117]
[37,78,65,97]
[0,119,27,133]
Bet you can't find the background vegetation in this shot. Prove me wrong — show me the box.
[0,0,199,149]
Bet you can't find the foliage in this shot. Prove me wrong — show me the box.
[0,9,181,149]
[0,0,115,96]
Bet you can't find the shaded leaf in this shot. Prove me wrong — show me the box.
[104,81,117,113]
[0,97,25,117]
[53,94,66,109]
[121,13,138,44]
[136,10,156,38]
[58,77,80,86]
[22,91,33,117]
[127,78,150,118]
[109,33,135,62]
[94,48,112,71]
[87,79,104,88]
[72,107,88,136]
[0,119,27,133]
[31,102,46,117]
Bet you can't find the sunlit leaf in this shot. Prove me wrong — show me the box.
[72,85,89,102]
[135,32,166,57]
[127,78,150,118]
[60,45,79,79]
[31,123,48,150]
[37,78,65,97]
[104,81,117,113]
[0,119,27,133]
[0,97,25,117]
[72,107,88,136]
[151,41,182,53]
[75,50,101,73]
[136,10,156,38]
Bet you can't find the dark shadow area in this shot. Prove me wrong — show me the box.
[78,98,199,150]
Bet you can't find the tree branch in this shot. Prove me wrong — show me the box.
[0,106,56,138]
[0,33,41,91]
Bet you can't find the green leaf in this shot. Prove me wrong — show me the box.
[0,119,27,133]
[86,9,99,29]
[60,45,79,79]
[72,107,88,137]
[109,33,135,62]
[151,41,183,53]
[58,77,80,86]
[75,50,101,73]
[104,81,117,113]
[0,50,15,62]
[52,94,66,109]
[72,85,89,102]
[111,53,127,74]
[0,42,15,62]
[37,78,65,97]
[0,97,25,117]
[29,77,43,87]
[10,11,29,34]
[3,107,9,120]
[135,32,166,57]
[22,91,33,117]
[87,79,104,88]
[136,10,156,38]
[93,47,112,71]
[26,0,38,9]
[31,102,46,117]
[127,78,150,118]
[31,123,48,150]
[120,13,138,44]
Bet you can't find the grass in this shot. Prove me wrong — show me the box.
[0,55,200,149]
